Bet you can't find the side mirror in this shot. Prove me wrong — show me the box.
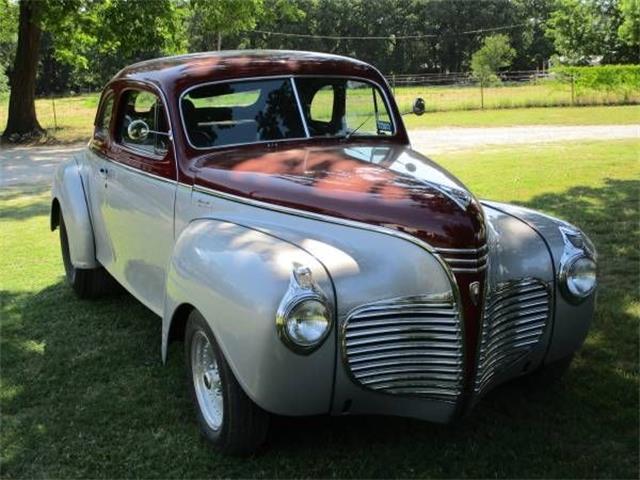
[412,97,426,116]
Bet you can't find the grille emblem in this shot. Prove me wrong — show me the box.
[469,281,481,306]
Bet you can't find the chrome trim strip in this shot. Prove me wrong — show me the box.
[193,184,447,261]
[101,155,177,185]
[435,245,488,255]
[449,265,488,274]
[178,74,399,152]
[442,254,489,265]
[290,77,310,138]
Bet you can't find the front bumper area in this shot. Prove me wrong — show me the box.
[330,204,595,422]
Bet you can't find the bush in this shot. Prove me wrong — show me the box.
[552,65,640,100]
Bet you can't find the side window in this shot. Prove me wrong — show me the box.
[95,92,114,136]
[309,85,334,123]
[118,89,169,156]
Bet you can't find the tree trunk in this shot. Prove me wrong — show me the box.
[2,0,44,142]
[217,31,222,51]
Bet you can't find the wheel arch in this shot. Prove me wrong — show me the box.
[51,157,98,269]
[161,218,337,416]
[165,302,195,357]
[50,197,61,231]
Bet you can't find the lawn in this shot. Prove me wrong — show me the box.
[392,81,640,113]
[404,104,640,129]
[1,139,638,478]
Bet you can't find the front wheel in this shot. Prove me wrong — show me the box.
[185,310,270,455]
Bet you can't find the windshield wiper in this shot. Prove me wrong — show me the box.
[344,114,375,140]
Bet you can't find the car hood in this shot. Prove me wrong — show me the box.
[191,143,486,249]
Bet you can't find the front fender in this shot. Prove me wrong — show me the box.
[51,156,97,269]
[482,201,596,364]
[163,218,336,416]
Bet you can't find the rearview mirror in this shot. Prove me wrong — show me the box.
[412,97,426,116]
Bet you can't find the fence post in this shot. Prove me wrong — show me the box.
[480,80,484,110]
[570,73,575,106]
[392,73,396,96]
[51,95,58,133]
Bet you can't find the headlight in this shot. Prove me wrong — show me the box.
[283,298,331,348]
[276,266,333,354]
[561,255,597,303]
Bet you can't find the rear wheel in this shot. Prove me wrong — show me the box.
[59,213,119,298]
[185,310,269,455]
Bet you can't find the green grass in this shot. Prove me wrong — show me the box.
[404,105,640,129]
[1,138,638,478]
[392,81,640,113]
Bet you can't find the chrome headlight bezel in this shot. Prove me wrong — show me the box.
[559,254,597,303]
[276,266,333,354]
[558,226,597,304]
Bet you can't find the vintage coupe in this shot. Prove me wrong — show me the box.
[51,51,597,454]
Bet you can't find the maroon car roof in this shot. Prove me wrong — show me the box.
[112,50,386,93]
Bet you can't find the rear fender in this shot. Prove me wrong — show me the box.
[51,157,97,269]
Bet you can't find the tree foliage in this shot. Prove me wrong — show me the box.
[546,0,638,64]
[0,0,19,92]
[189,0,264,51]
[618,0,640,46]
[471,34,516,84]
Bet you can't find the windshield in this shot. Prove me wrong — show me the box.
[181,77,394,149]
[294,78,394,138]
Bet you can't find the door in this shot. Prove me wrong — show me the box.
[102,87,177,315]
[85,90,116,268]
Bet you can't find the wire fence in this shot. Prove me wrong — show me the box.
[387,70,639,112]
[1,69,638,142]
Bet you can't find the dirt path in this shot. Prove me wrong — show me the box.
[1,143,85,188]
[410,124,639,153]
[1,124,638,187]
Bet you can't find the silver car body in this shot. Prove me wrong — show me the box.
[51,147,595,422]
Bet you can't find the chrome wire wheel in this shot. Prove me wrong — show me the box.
[191,330,224,431]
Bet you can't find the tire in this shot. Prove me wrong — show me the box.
[59,213,120,299]
[185,310,270,455]
[520,354,574,387]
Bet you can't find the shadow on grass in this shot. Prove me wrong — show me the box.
[1,179,638,478]
[0,185,51,221]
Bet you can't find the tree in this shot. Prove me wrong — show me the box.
[189,0,264,51]
[2,0,84,141]
[470,33,516,84]
[546,0,637,64]
[2,0,45,140]
[2,0,187,141]
[618,0,640,46]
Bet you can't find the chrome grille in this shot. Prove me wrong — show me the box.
[475,278,550,393]
[435,244,488,274]
[343,297,464,401]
